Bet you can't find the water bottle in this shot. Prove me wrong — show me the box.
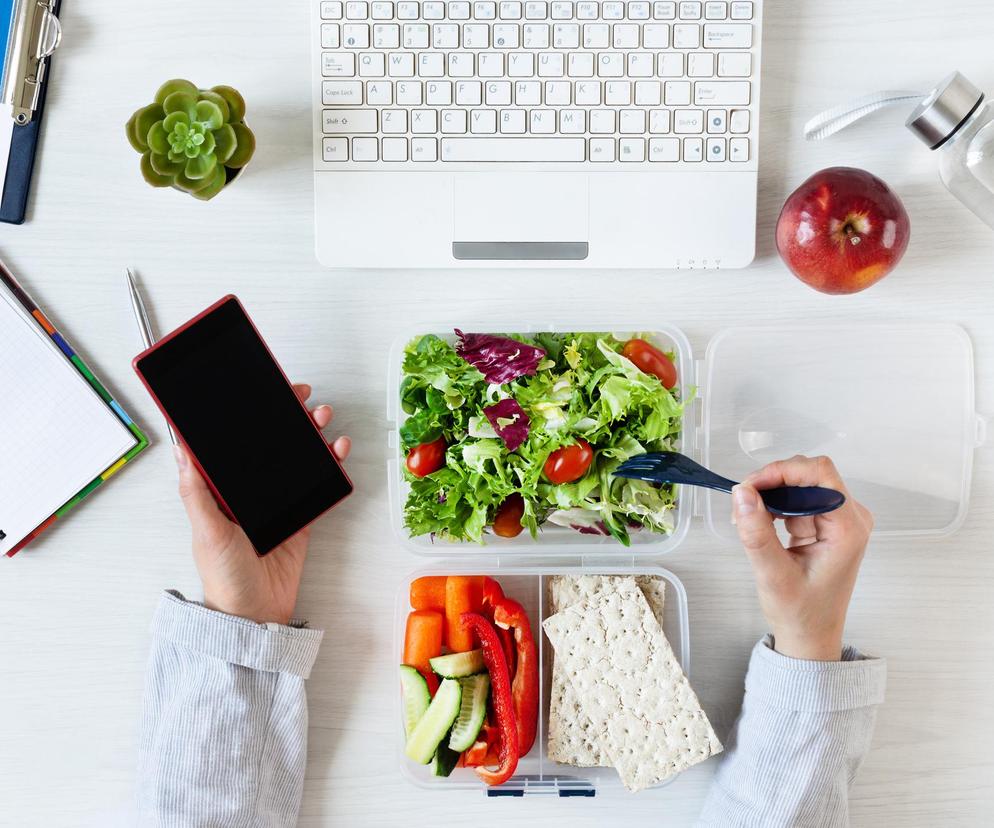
[805,72,994,230]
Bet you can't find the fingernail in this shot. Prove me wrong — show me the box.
[733,485,757,516]
[173,445,188,470]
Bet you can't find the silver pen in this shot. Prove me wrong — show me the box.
[125,268,178,446]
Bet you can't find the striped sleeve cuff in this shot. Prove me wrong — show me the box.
[152,590,324,679]
[744,634,886,714]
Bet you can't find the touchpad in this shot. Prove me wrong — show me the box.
[452,172,589,260]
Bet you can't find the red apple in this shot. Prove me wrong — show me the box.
[776,167,910,295]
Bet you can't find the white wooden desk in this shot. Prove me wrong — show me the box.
[2,1,993,825]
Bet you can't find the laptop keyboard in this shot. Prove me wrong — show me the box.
[315,0,760,165]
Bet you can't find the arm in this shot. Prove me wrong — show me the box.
[700,456,885,828]
[137,384,351,827]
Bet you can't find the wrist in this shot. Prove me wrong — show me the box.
[203,593,292,626]
[771,628,844,662]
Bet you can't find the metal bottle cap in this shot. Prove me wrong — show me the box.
[906,71,985,150]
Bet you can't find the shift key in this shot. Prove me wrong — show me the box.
[694,81,750,105]
[323,109,378,133]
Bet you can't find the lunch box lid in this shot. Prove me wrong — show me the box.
[700,323,983,542]
[389,322,983,559]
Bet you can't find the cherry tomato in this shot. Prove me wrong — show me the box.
[493,494,525,538]
[543,440,594,485]
[406,437,446,478]
[621,339,678,389]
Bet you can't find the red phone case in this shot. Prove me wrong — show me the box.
[132,295,353,555]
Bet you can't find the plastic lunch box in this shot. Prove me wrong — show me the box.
[389,322,984,796]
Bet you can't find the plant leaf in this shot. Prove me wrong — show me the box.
[225,123,256,168]
[140,153,173,187]
[154,79,198,106]
[149,152,184,177]
[211,85,246,122]
[194,100,224,131]
[147,121,170,155]
[191,165,228,201]
[211,124,237,164]
[184,152,217,180]
[163,91,197,118]
[173,169,216,193]
[162,111,189,133]
[197,90,230,124]
[125,112,147,153]
[199,130,216,156]
[134,104,165,148]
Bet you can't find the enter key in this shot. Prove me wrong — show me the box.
[694,81,751,106]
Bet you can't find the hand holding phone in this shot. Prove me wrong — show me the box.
[174,383,350,625]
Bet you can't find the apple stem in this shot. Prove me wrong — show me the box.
[844,224,862,246]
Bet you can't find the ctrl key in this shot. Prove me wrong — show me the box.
[323,137,349,161]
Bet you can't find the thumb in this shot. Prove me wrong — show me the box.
[174,446,229,539]
[732,484,785,566]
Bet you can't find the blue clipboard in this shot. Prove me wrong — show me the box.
[0,0,62,225]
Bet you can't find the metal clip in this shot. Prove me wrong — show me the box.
[2,0,63,125]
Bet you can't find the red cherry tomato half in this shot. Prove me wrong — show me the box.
[493,494,525,538]
[622,339,678,389]
[544,440,594,485]
[406,437,447,478]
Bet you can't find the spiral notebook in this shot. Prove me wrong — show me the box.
[0,264,148,556]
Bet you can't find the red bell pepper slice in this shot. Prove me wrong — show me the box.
[492,597,539,757]
[459,612,520,786]
[481,577,516,677]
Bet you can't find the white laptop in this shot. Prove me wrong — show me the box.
[312,0,762,268]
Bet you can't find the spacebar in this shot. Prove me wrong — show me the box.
[441,138,586,162]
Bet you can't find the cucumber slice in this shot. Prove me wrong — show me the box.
[405,678,462,765]
[429,649,485,678]
[448,673,490,752]
[399,665,431,738]
[432,732,462,777]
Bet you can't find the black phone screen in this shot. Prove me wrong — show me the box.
[136,297,352,555]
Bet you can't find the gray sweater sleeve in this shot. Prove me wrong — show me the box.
[137,590,323,828]
[698,635,886,828]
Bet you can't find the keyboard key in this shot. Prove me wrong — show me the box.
[426,79,453,103]
[345,1,368,18]
[352,136,379,160]
[729,107,749,133]
[441,109,468,131]
[538,52,565,76]
[470,109,498,132]
[683,136,703,160]
[475,1,497,18]
[419,52,445,75]
[321,24,341,48]
[568,52,595,77]
[553,23,580,47]
[730,1,752,19]
[500,1,522,17]
[323,80,363,104]
[628,52,654,77]
[322,52,356,76]
[412,108,438,131]
[514,81,542,106]
[648,137,679,160]
[323,137,349,160]
[530,109,556,133]
[705,1,726,18]
[694,80,749,105]
[551,1,574,18]
[383,137,409,160]
[449,1,471,18]
[559,108,586,133]
[657,53,684,76]
[441,137,586,161]
[589,109,615,132]
[589,137,615,161]
[605,80,631,104]
[500,108,527,132]
[398,0,421,16]
[597,52,624,77]
[649,108,671,132]
[545,80,571,103]
[673,108,703,132]
[653,1,676,18]
[381,109,408,132]
[525,1,548,17]
[620,109,646,133]
[523,23,550,47]
[642,23,669,47]
[664,80,691,105]
[403,23,430,46]
[358,51,385,75]
[373,23,400,47]
[706,136,726,161]
[456,80,483,103]
[372,1,395,18]
[485,80,512,104]
[463,23,490,46]
[323,108,378,132]
[576,1,598,19]
[635,80,661,105]
[679,2,701,19]
[718,51,751,77]
[688,52,714,77]
[729,135,749,160]
[613,24,639,48]
[397,79,423,103]
[411,137,438,160]
[493,23,520,46]
[508,53,535,76]
[703,22,751,47]
[479,52,506,76]
[619,138,645,161]
[433,23,459,47]
[583,23,609,47]
[422,1,445,16]
[672,23,700,47]
[629,2,651,20]
[321,2,344,19]
[366,80,393,102]
[574,79,601,103]
[388,52,415,75]
[602,2,624,19]
[707,108,726,132]
[448,52,476,78]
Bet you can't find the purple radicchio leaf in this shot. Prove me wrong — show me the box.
[454,329,546,385]
[574,521,610,536]
[483,398,531,452]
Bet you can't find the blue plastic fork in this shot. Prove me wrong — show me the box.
[612,452,845,517]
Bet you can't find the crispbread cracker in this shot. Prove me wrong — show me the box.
[543,577,721,792]
[546,575,667,767]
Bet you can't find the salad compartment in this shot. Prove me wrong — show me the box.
[395,566,690,796]
[388,325,696,558]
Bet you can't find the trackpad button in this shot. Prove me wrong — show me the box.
[453,172,589,258]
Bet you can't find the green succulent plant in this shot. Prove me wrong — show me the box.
[126,79,256,201]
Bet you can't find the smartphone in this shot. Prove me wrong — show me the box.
[133,296,353,555]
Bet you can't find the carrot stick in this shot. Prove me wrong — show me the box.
[445,576,484,652]
[410,576,448,611]
[403,609,442,694]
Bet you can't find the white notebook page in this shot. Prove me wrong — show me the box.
[0,288,137,554]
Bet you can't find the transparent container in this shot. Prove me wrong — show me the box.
[395,564,690,797]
